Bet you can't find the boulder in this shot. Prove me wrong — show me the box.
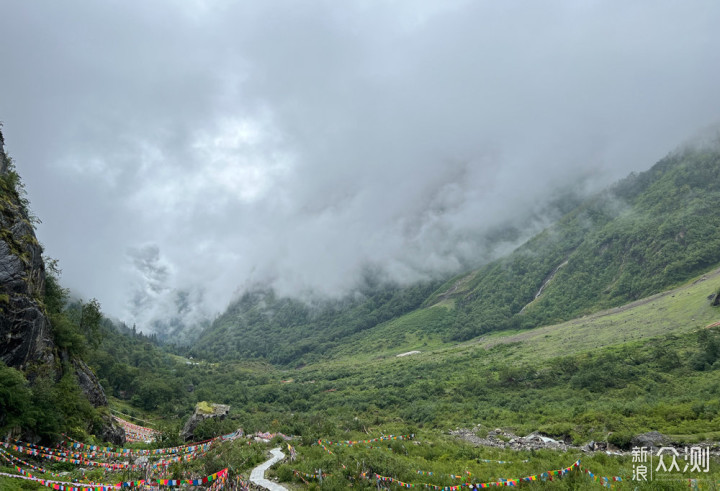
[581,441,597,452]
[181,402,230,441]
[99,415,126,446]
[631,431,669,450]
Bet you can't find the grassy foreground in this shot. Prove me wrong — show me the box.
[5,268,720,489]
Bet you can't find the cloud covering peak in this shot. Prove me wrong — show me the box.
[1,1,719,333]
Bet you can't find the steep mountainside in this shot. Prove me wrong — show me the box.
[435,144,720,340]
[0,130,54,372]
[191,276,443,364]
[193,141,720,364]
[0,127,123,443]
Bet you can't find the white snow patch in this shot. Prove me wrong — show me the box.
[396,350,421,358]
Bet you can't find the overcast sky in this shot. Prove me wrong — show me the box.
[1,1,719,332]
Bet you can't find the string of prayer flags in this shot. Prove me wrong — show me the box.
[207,470,231,490]
[583,468,623,488]
[231,475,253,491]
[111,416,159,443]
[8,439,151,462]
[318,440,334,455]
[60,433,225,456]
[2,442,136,470]
[0,471,120,491]
[2,431,251,489]
[0,447,63,477]
[5,440,208,473]
[307,451,631,490]
[151,467,228,487]
[0,465,228,489]
[361,461,582,489]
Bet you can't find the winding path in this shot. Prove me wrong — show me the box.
[250,447,288,490]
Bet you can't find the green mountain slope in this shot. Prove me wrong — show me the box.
[193,142,720,365]
[191,277,443,364]
[168,266,720,447]
[439,145,720,341]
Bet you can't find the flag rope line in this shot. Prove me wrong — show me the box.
[294,460,629,488]
[0,461,227,489]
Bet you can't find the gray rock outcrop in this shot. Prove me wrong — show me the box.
[73,359,109,407]
[631,431,669,450]
[181,402,230,441]
[99,415,127,446]
[0,139,54,372]
[451,426,573,452]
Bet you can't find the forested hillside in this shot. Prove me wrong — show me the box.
[190,278,443,364]
[193,143,720,364]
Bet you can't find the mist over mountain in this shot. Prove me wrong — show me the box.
[1,2,719,334]
[6,4,720,487]
[192,138,720,363]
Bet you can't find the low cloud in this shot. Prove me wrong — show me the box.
[1,1,719,332]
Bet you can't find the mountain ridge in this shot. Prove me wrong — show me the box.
[192,140,720,364]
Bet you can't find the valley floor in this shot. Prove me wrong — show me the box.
[6,268,720,489]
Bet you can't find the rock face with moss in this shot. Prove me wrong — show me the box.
[0,130,54,372]
[0,128,124,444]
[181,402,230,441]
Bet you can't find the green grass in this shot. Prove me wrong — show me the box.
[7,268,720,489]
[215,266,720,449]
[320,265,720,367]
[470,266,720,361]
[423,271,477,307]
[274,431,720,489]
[328,305,453,361]
[108,396,162,426]
[244,262,720,378]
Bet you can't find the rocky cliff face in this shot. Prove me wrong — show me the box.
[72,358,109,408]
[0,128,124,444]
[0,132,54,372]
